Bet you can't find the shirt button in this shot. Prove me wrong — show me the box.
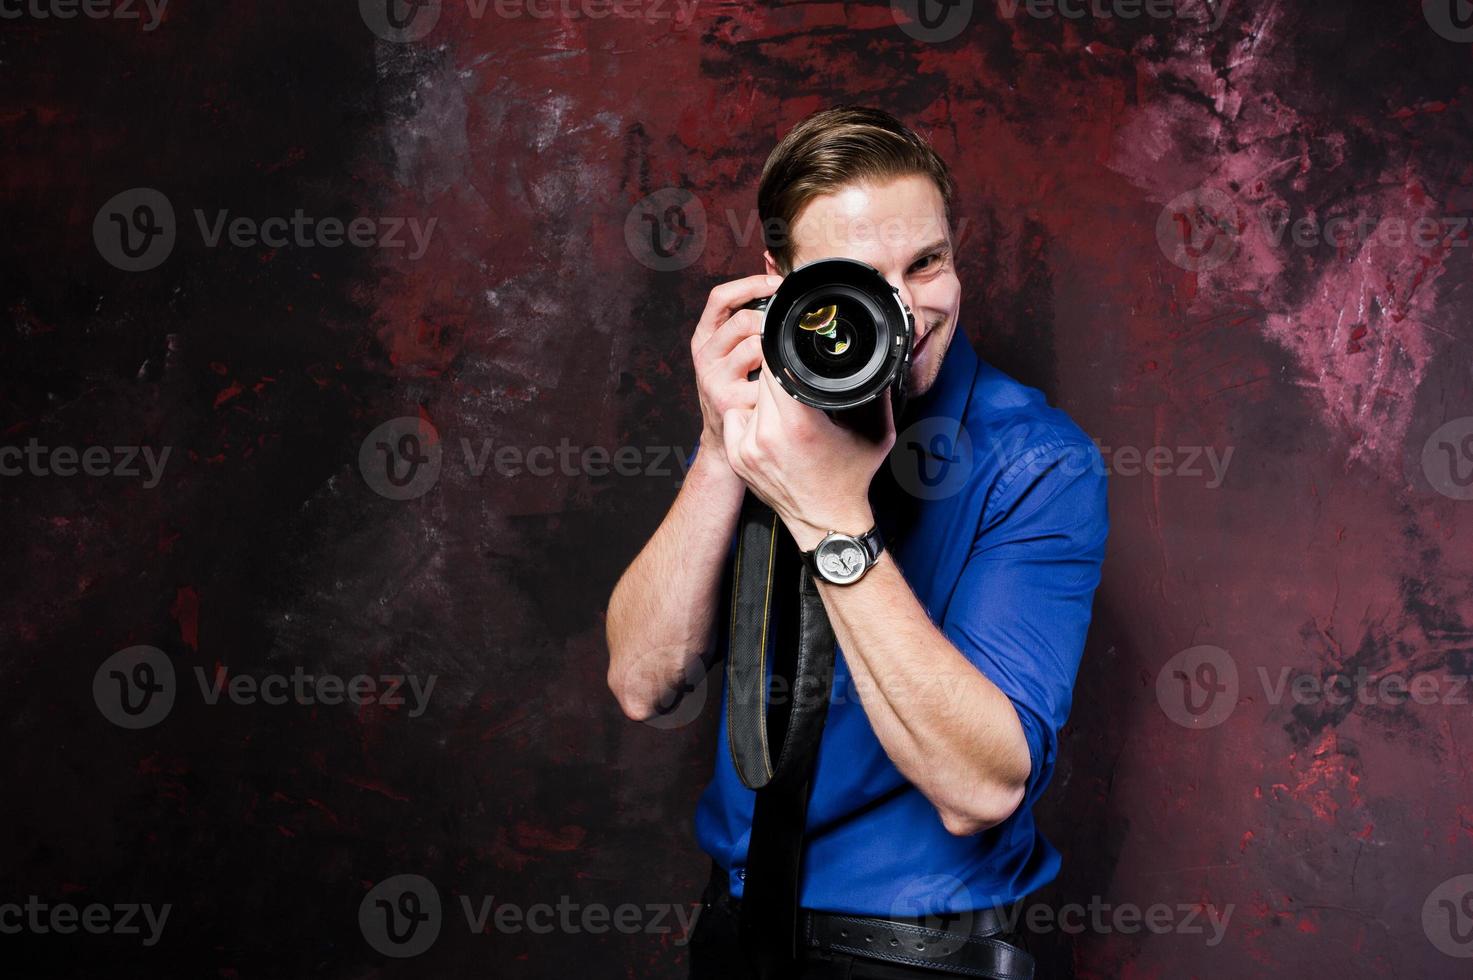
[735,868,746,881]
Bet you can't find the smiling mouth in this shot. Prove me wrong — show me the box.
[913,318,947,359]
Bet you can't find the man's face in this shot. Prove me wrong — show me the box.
[767,174,962,398]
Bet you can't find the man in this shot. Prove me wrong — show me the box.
[606,106,1108,978]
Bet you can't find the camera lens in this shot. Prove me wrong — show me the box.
[758,257,913,412]
[794,298,877,378]
[812,318,853,358]
[786,291,884,387]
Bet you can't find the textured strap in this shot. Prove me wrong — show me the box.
[725,494,836,791]
[726,492,837,979]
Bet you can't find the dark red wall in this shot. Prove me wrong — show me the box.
[3,1,1471,976]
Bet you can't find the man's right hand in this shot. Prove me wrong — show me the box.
[690,274,783,470]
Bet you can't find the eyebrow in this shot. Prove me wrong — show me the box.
[908,240,951,264]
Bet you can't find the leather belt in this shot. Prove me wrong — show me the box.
[706,861,1035,979]
[801,909,1034,979]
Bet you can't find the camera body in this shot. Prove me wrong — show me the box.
[746,258,914,420]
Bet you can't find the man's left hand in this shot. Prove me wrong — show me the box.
[722,365,895,552]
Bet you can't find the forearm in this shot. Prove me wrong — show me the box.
[606,452,746,720]
[812,550,1032,835]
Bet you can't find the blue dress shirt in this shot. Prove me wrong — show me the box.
[693,329,1109,918]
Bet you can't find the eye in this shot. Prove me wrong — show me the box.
[909,251,946,274]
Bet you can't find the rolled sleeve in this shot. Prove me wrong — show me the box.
[940,440,1109,802]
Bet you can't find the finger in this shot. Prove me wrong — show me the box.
[700,308,763,365]
[717,335,764,381]
[753,364,800,457]
[730,383,759,414]
[692,274,783,350]
[758,359,814,431]
[721,359,765,415]
[724,376,759,415]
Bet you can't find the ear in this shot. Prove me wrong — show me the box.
[763,251,782,277]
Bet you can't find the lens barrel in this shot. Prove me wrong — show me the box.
[754,258,914,412]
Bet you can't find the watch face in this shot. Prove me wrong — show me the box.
[814,534,868,584]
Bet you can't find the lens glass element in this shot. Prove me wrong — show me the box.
[792,296,876,380]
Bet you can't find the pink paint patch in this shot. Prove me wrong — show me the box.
[1106,7,1452,475]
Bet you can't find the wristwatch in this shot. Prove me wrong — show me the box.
[803,526,885,585]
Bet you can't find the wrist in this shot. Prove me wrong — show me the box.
[686,444,745,498]
[787,503,876,553]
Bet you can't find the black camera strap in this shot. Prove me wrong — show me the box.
[726,491,837,979]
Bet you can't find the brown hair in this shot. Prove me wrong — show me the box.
[757,105,955,273]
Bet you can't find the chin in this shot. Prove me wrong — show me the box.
[904,330,949,396]
[905,360,942,397]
